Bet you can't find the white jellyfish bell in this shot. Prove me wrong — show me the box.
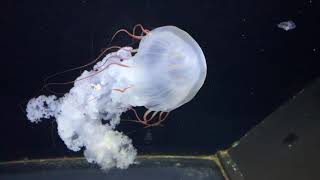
[117,26,207,124]
[26,25,207,169]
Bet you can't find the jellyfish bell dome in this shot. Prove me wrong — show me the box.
[123,26,207,112]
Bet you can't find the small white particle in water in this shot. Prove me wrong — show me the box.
[241,34,247,39]
[278,20,296,31]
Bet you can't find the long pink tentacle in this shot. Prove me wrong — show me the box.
[125,108,171,128]
[110,24,150,44]
[143,110,159,123]
[44,46,121,83]
[43,61,129,89]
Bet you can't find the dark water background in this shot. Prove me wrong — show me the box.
[1,0,319,161]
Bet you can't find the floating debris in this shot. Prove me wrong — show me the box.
[277,20,296,31]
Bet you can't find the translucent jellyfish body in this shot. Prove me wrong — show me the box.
[26,25,207,170]
[120,26,207,112]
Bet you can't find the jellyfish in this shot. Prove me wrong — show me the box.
[26,25,207,169]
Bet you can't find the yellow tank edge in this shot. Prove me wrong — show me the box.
[0,154,214,165]
[0,153,232,180]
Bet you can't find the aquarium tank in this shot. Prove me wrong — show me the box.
[1,0,319,180]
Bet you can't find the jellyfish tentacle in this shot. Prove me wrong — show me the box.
[112,86,132,93]
[125,108,171,128]
[46,53,130,88]
[144,111,159,123]
[94,52,131,70]
[42,46,122,94]
[129,24,149,47]
[132,24,144,38]
[158,111,170,123]
[109,25,149,49]
[143,109,152,123]
[145,111,170,128]
[44,62,129,87]
[128,107,148,125]
[133,24,150,35]
[111,29,145,43]
[43,46,121,84]
[75,62,130,82]
[149,111,159,122]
